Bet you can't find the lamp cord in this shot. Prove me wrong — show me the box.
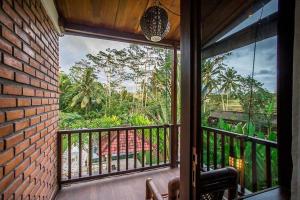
[247,3,265,137]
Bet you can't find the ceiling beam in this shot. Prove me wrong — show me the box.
[202,12,277,59]
[204,0,272,47]
[63,22,179,49]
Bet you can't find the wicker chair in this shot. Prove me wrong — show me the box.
[146,167,238,200]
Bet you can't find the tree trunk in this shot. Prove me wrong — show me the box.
[226,93,229,111]
[221,94,225,111]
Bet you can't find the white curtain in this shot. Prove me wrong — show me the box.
[292,0,300,199]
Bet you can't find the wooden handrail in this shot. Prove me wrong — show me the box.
[202,126,278,147]
[58,124,171,134]
[57,124,277,195]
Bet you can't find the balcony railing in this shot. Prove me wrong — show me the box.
[57,124,176,187]
[57,124,277,196]
[201,126,278,195]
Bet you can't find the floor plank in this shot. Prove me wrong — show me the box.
[56,167,179,200]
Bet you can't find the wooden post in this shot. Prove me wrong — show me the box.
[180,0,202,199]
[170,46,178,168]
[277,0,295,194]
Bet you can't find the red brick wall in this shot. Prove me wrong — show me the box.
[0,0,59,199]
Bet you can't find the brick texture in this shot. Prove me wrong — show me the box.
[0,0,59,199]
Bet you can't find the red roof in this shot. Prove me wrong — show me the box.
[100,130,154,155]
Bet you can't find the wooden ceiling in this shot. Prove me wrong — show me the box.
[55,0,260,47]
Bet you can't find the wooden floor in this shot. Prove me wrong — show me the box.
[56,167,179,200]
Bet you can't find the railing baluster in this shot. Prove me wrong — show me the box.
[157,127,160,165]
[163,126,167,164]
[150,128,152,167]
[213,132,217,169]
[206,131,210,171]
[99,132,102,174]
[177,125,180,163]
[79,133,82,177]
[240,139,245,194]
[134,129,137,169]
[88,132,92,176]
[221,134,225,168]
[266,145,272,188]
[108,131,111,173]
[68,133,71,179]
[117,130,120,171]
[229,136,234,169]
[200,128,203,169]
[252,142,257,192]
[142,128,145,167]
[126,129,129,170]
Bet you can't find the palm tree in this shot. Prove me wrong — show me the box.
[219,67,240,111]
[201,56,226,112]
[70,60,103,115]
[87,49,126,115]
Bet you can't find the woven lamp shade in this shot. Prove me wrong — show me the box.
[140,6,170,42]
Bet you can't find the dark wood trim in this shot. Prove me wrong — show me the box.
[277,0,295,194]
[180,0,202,199]
[63,22,179,49]
[202,13,278,59]
[170,46,178,168]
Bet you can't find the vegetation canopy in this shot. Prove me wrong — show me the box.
[59,44,277,191]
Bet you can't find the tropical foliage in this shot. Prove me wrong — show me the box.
[59,43,277,192]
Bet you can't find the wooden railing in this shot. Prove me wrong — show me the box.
[201,126,278,195]
[57,124,175,187]
[57,124,277,194]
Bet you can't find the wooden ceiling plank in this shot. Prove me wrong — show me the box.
[114,0,149,32]
[56,0,269,46]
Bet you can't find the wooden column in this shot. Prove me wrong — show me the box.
[277,0,295,194]
[180,0,202,199]
[170,46,178,168]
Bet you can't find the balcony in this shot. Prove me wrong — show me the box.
[55,124,279,199]
[0,0,296,199]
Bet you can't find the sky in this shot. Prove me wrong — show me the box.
[59,0,277,93]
